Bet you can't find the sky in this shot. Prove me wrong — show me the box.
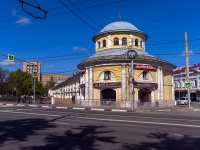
[1,0,200,74]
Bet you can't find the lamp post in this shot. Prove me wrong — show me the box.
[127,49,137,111]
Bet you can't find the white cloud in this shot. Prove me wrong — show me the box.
[0,60,17,66]
[16,16,31,25]
[11,9,17,16]
[46,65,54,68]
[72,46,88,52]
[181,50,194,56]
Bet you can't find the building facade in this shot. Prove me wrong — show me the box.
[52,20,176,107]
[23,61,41,81]
[41,74,70,85]
[174,64,200,101]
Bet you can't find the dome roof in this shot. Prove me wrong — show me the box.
[93,20,148,41]
[100,21,140,33]
[77,48,176,69]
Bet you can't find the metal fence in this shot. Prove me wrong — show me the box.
[2,96,193,111]
[54,99,176,111]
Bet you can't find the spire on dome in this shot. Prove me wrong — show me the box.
[118,9,122,21]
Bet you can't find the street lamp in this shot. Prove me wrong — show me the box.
[127,49,137,111]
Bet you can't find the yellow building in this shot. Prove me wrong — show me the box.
[52,19,176,108]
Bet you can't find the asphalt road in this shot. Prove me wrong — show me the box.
[0,106,200,150]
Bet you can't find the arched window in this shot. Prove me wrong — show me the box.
[142,71,148,80]
[135,39,138,46]
[103,40,106,47]
[122,37,127,45]
[114,37,119,45]
[98,41,101,49]
[104,71,111,80]
[140,40,143,48]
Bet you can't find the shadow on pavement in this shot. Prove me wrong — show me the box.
[123,132,200,150]
[0,118,117,150]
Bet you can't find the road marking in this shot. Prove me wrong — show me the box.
[111,109,127,112]
[16,104,25,106]
[6,104,14,106]
[0,111,60,117]
[91,108,104,111]
[78,116,200,128]
[73,107,85,110]
[56,107,68,109]
[174,134,200,138]
[29,105,37,107]
[50,122,69,125]
[42,106,50,108]
[174,134,183,137]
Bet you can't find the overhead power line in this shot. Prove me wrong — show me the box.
[19,0,47,19]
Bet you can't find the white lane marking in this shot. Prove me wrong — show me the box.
[111,109,127,112]
[6,104,14,106]
[174,134,200,138]
[5,106,200,123]
[0,111,60,117]
[14,108,200,123]
[56,107,68,109]
[78,116,200,128]
[91,108,104,111]
[50,122,69,125]
[73,107,85,110]
[42,106,50,108]
[16,104,25,106]
[28,105,37,107]
[174,134,183,137]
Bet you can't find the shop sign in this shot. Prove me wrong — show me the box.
[93,82,121,88]
[135,65,157,70]
[134,82,158,89]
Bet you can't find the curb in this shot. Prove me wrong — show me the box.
[0,102,198,112]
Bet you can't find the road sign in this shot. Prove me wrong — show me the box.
[184,81,192,89]
[33,71,38,78]
[8,54,14,62]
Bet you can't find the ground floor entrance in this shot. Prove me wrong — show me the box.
[100,88,116,101]
[138,88,151,102]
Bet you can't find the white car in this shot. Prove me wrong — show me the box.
[176,97,189,105]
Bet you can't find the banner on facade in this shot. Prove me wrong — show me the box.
[93,82,121,88]
[134,82,158,89]
[135,65,157,70]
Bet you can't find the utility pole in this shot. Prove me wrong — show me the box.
[184,32,191,108]
[127,49,137,111]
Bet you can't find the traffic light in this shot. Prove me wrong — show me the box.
[8,54,14,62]
[33,71,38,78]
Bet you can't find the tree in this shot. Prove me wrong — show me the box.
[6,69,32,95]
[0,67,10,95]
[43,77,54,95]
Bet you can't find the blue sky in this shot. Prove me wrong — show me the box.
[1,0,200,74]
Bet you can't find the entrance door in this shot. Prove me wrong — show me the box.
[100,88,116,101]
[138,88,151,102]
[190,93,197,101]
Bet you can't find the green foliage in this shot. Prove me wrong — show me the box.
[4,69,54,97]
[6,69,33,95]
[0,67,10,94]
[43,76,54,95]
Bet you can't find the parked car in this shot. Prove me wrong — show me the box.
[176,97,189,105]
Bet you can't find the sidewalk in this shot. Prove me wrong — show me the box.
[0,100,196,113]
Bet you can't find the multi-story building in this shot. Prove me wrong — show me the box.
[52,19,176,107]
[41,74,70,85]
[23,61,70,85]
[23,61,41,81]
[173,64,200,101]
